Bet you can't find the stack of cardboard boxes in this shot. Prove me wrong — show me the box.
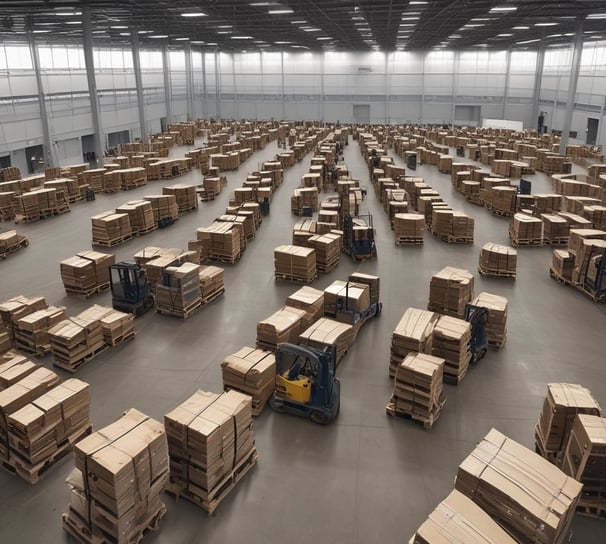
[0,295,48,345]
[432,315,472,384]
[196,222,242,264]
[156,263,202,318]
[387,352,446,429]
[471,292,508,348]
[478,243,517,278]
[455,429,582,544]
[198,265,225,302]
[115,200,157,234]
[91,212,133,246]
[63,409,169,543]
[389,308,438,378]
[541,214,570,244]
[13,306,67,356]
[509,213,543,246]
[285,286,324,329]
[163,184,198,213]
[256,306,307,352]
[393,213,425,244]
[60,250,115,297]
[99,309,135,346]
[164,390,257,513]
[307,234,340,273]
[427,267,474,318]
[291,187,319,214]
[221,347,276,416]
[274,245,317,283]
[431,210,474,243]
[298,318,354,366]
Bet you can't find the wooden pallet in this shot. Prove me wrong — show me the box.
[395,237,423,246]
[199,191,216,202]
[509,237,543,247]
[65,282,111,299]
[385,398,445,430]
[0,237,29,259]
[136,224,158,235]
[576,503,606,520]
[488,207,514,217]
[534,429,560,465]
[443,370,468,386]
[478,266,516,279]
[543,238,568,246]
[157,299,202,319]
[549,266,573,286]
[200,287,225,307]
[104,331,135,347]
[274,273,317,284]
[209,253,241,265]
[52,344,109,373]
[2,424,92,484]
[14,214,40,224]
[166,449,258,514]
[487,338,506,349]
[62,503,166,544]
[177,205,198,214]
[431,230,474,244]
[13,338,51,357]
[92,233,136,247]
[316,259,339,273]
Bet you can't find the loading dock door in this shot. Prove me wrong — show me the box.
[353,104,370,125]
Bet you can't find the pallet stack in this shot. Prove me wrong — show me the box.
[298,317,354,366]
[541,214,570,245]
[561,414,606,518]
[99,309,135,346]
[427,267,474,318]
[156,262,202,318]
[196,222,242,264]
[221,347,276,416]
[0,323,11,354]
[551,249,575,282]
[393,213,425,245]
[535,383,601,466]
[471,292,508,348]
[60,251,115,297]
[48,305,113,372]
[6,378,91,484]
[91,212,133,247]
[306,234,340,273]
[117,167,147,190]
[13,306,67,356]
[198,265,225,303]
[291,187,319,214]
[431,315,472,385]
[285,286,324,329]
[489,186,517,216]
[509,213,543,246]
[256,306,307,352]
[0,295,47,344]
[63,409,169,543]
[478,243,517,278]
[431,210,474,244]
[409,490,518,544]
[455,428,582,544]
[164,390,257,514]
[163,184,198,213]
[115,200,157,235]
[274,245,317,283]
[386,352,446,429]
[389,308,439,378]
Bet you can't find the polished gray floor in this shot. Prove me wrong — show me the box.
[0,133,605,543]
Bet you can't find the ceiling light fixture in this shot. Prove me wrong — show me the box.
[517,38,540,44]
[587,13,606,19]
[174,37,190,40]
[490,6,518,13]
[535,22,558,26]
[512,26,529,29]
[497,33,513,37]
[231,35,253,39]
[269,9,294,14]
[110,26,128,29]
[149,35,169,39]
[191,41,205,44]
[317,37,332,40]
[401,16,419,21]
[181,12,206,18]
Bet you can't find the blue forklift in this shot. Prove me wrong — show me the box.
[342,213,377,261]
[464,304,488,364]
[581,245,606,302]
[110,262,155,316]
[270,343,340,425]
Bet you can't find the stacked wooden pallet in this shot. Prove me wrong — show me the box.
[298,318,354,366]
[0,295,47,344]
[221,347,276,416]
[256,306,307,352]
[394,213,424,245]
[471,292,508,347]
[432,315,472,385]
[489,186,517,217]
[198,265,225,304]
[478,243,517,278]
[91,211,133,247]
[455,428,582,544]
[509,213,544,246]
[164,390,257,514]
[99,309,135,346]
[48,305,114,372]
[117,167,147,190]
[427,267,474,318]
[386,352,446,429]
[163,184,198,213]
[307,233,340,273]
[116,200,157,234]
[541,213,570,245]
[535,383,601,466]
[389,308,438,378]
[197,222,242,264]
[63,409,169,543]
[60,250,115,297]
[13,306,66,356]
[431,210,474,244]
[156,263,203,318]
[274,245,317,283]
[0,323,11,354]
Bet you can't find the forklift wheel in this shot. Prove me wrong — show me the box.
[269,396,285,413]
[375,302,382,317]
[310,411,329,425]
[23,240,30,247]
[143,296,154,312]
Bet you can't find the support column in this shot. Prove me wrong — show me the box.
[560,17,584,155]
[531,44,545,130]
[184,42,194,121]
[385,52,390,124]
[320,52,325,122]
[232,52,238,121]
[596,96,605,149]
[82,5,104,167]
[162,44,172,124]
[259,51,264,121]
[214,47,221,121]
[201,49,208,119]
[27,31,55,167]
[451,49,458,128]
[420,50,425,124]
[502,48,512,119]
[130,30,147,142]
[280,51,285,121]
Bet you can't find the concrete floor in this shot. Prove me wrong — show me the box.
[0,133,605,543]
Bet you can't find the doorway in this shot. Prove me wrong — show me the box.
[586,118,599,146]
[25,144,44,174]
[353,104,370,125]
[81,134,97,166]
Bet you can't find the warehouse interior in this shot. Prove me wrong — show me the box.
[1,1,606,543]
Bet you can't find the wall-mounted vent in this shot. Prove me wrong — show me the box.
[357,65,373,73]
